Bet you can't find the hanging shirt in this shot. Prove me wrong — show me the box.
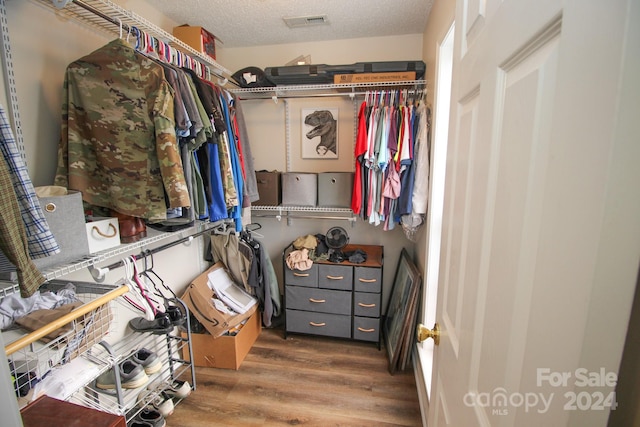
[351,102,368,214]
[0,153,46,297]
[54,38,189,222]
[411,104,430,214]
[0,105,59,259]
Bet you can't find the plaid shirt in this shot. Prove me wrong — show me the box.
[0,109,46,295]
[0,105,60,258]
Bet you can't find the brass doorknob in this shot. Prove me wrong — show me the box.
[417,323,440,345]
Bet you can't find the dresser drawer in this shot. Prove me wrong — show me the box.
[318,264,353,290]
[353,316,381,342]
[353,292,381,317]
[284,263,318,287]
[354,266,382,293]
[286,309,351,338]
[286,286,351,315]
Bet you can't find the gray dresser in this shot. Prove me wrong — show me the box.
[284,244,383,347]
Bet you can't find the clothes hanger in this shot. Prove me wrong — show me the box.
[120,255,157,320]
[130,255,162,316]
[141,250,178,300]
[118,256,150,316]
[139,250,187,326]
[245,223,263,238]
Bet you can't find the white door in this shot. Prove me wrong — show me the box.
[427,0,640,426]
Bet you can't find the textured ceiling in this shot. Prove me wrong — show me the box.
[150,0,434,48]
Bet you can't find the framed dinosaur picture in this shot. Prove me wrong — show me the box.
[301,107,339,159]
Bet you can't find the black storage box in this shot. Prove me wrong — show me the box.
[264,61,425,86]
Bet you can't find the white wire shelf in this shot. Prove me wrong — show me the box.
[32,0,232,82]
[231,80,427,100]
[251,205,353,213]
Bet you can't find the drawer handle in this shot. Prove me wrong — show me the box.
[293,272,310,277]
[310,322,326,327]
[358,278,377,283]
[357,327,376,333]
[326,275,344,280]
[309,298,326,303]
[358,303,376,308]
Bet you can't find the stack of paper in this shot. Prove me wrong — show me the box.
[207,268,257,314]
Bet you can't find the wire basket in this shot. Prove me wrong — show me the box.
[2,280,122,408]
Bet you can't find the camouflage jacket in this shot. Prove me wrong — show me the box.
[54,38,190,222]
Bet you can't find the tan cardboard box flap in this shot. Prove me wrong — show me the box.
[182,263,257,338]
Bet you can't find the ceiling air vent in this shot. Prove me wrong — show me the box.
[283,15,329,28]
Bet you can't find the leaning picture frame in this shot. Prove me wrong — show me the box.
[301,107,339,159]
[383,248,422,374]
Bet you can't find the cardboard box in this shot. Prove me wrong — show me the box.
[85,217,120,254]
[173,25,217,59]
[181,263,257,338]
[182,309,261,370]
[333,71,416,84]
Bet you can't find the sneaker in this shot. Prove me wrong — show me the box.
[132,348,162,375]
[150,391,174,417]
[137,389,174,418]
[135,408,166,427]
[163,379,191,399]
[96,360,149,390]
[129,312,174,335]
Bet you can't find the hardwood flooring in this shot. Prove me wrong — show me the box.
[169,327,423,427]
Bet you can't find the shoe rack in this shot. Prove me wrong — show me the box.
[4,280,196,424]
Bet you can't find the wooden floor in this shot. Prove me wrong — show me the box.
[169,327,423,427]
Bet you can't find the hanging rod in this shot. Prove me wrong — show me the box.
[252,212,357,227]
[236,91,367,101]
[87,221,228,282]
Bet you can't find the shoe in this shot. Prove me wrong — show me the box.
[129,312,173,335]
[110,210,146,243]
[134,408,166,427]
[165,303,186,326]
[129,422,154,427]
[163,379,191,399]
[132,348,162,375]
[96,360,149,390]
[11,368,38,397]
[136,389,174,418]
[150,391,175,417]
[134,217,147,239]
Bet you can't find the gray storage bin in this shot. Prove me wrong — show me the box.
[0,190,91,277]
[317,172,353,208]
[282,172,317,206]
[33,190,91,269]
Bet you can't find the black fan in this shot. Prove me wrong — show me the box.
[326,227,349,262]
